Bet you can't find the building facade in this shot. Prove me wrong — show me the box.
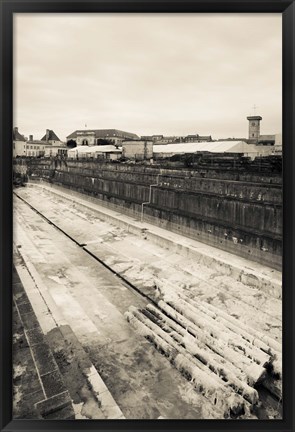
[246,115,280,153]
[66,129,139,146]
[68,145,121,160]
[184,134,212,143]
[257,135,276,146]
[13,128,66,158]
[13,127,27,157]
[25,138,46,157]
[141,135,164,142]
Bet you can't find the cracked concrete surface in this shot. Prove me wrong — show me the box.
[13,184,282,419]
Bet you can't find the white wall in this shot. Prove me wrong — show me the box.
[122,141,153,160]
[47,140,64,146]
[13,140,26,157]
[13,141,46,157]
[76,135,96,146]
[44,146,67,157]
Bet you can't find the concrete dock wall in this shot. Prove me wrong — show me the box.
[14,158,282,269]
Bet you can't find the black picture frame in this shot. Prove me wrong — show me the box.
[1,1,294,431]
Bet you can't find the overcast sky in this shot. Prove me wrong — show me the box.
[14,13,282,141]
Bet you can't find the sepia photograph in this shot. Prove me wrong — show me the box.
[12,12,283,421]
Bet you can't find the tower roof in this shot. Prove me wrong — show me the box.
[247,116,262,121]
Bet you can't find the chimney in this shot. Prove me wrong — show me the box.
[46,129,50,141]
[29,135,33,141]
[14,127,18,133]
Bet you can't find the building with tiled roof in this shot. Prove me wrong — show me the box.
[141,135,164,142]
[66,129,139,146]
[184,134,212,143]
[13,127,26,142]
[13,127,27,157]
[13,128,66,158]
[246,115,281,154]
[41,129,63,145]
[257,134,276,146]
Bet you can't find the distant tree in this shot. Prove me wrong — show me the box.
[67,139,77,149]
[97,139,112,145]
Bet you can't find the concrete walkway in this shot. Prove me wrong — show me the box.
[14,241,125,420]
[12,263,74,420]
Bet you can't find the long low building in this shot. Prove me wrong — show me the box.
[66,129,139,146]
[68,145,122,160]
[153,140,276,159]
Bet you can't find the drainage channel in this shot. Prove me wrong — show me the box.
[14,191,157,307]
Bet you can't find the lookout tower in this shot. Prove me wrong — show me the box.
[247,115,262,143]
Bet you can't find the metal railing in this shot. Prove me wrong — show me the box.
[141,174,161,222]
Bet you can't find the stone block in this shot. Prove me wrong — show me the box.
[31,343,57,375]
[12,281,24,296]
[20,312,39,330]
[41,369,67,398]
[43,404,75,420]
[25,327,44,346]
[17,301,34,316]
[21,389,45,407]
[13,291,29,305]
[35,390,73,418]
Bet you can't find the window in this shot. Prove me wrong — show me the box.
[252,122,256,126]
[252,134,255,137]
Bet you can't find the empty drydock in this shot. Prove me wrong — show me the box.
[13,183,282,420]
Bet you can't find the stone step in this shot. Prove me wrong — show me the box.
[35,390,73,418]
